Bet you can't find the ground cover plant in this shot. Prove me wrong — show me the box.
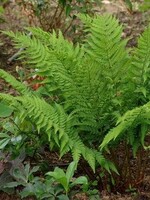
[0,13,150,198]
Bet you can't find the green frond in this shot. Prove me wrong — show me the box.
[130,26,150,85]
[0,93,22,116]
[82,147,96,172]
[4,30,84,99]
[3,30,50,68]
[94,149,119,174]
[26,27,73,52]
[25,27,51,44]
[81,14,130,84]
[16,96,70,148]
[69,133,96,172]
[100,102,150,149]
[0,92,101,172]
[0,92,17,105]
[4,28,83,69]
[0,69,31,95]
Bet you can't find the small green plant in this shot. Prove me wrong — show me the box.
[0,150,26,193]
[0,161,87,199]
[3,163,39,188]
[124,0,133,13]
[46,161,88,195]
[1,161,66,199]
[20,177,68,200]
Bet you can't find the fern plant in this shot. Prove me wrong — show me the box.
[0,14,150,191]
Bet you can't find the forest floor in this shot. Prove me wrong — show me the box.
[0,0,150,199]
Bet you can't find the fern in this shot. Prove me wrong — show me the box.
[1,14,150,174]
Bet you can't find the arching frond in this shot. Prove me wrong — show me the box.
[0,69,31,95]
[100,102,150,149]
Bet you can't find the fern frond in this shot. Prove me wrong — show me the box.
[16,96,70,147]
[100,102,150,149]
[69,132,84,161]
[0,93,16,105]
[3,30,50,67]
[0,93,22,115]
[25,27,51,44]
[4,30,84,101]
[69,133,97,172]
[95,150,119,174]
[81,14,130,83]
[130,26,150,88]
[0,69,31,95]
[4,29,83,70]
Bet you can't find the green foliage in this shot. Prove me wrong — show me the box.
[0,69,31,95]
[1,14,150,192]
[0,132,23,150]
[101,23,150,153]
[0,102,13,117]
[130,25,150,101]
[100,103,150,151]
[20,178,69,200]
[139,0,150,12]
[0,160,87,199]
[46,161,88,194]
[0,99,48,158]
[4,163,39,187]
[1,14,124,173]
[0,150,26,193]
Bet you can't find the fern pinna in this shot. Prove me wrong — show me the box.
[0,14,149,174]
